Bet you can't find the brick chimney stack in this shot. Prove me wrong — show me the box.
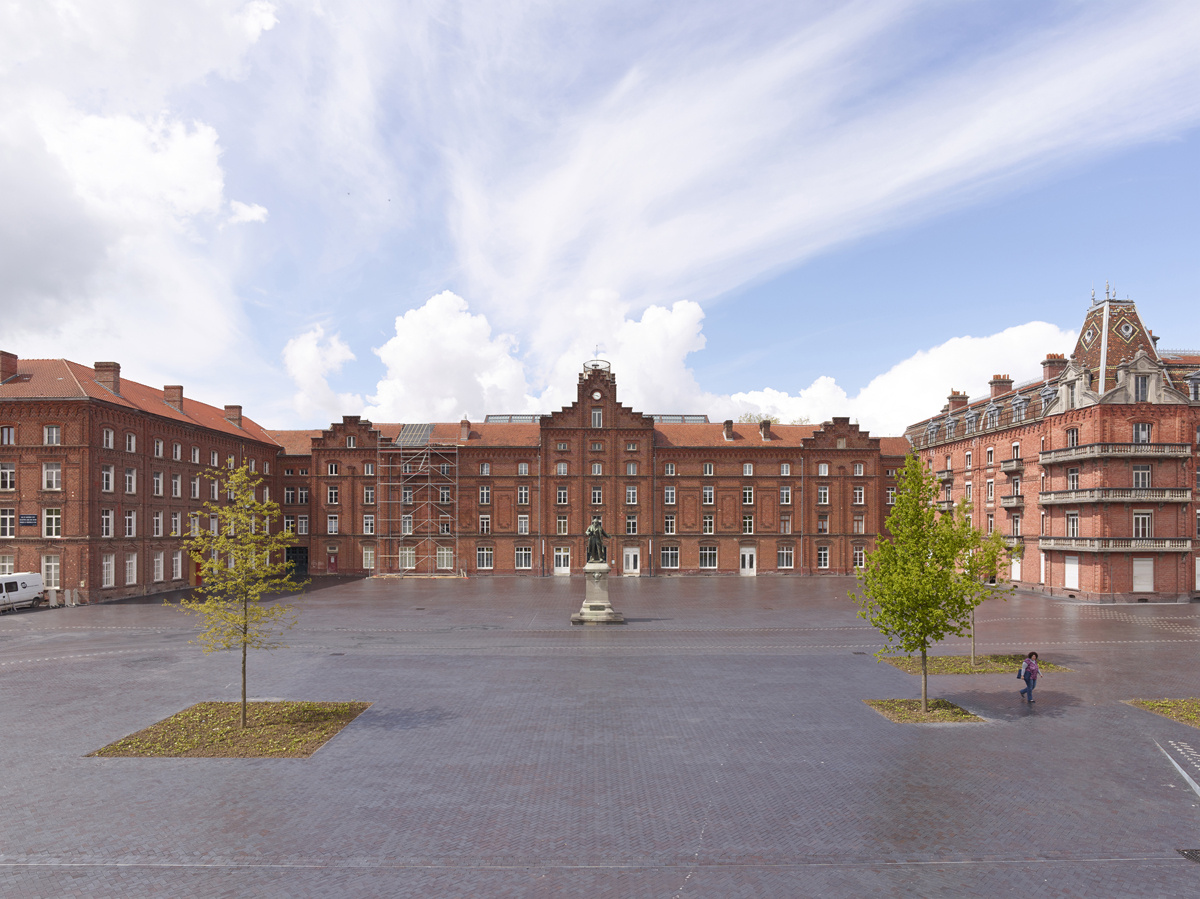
[759,420,771,441]
[989,374,1013,398]
[224,405,242,428]
[459,419,471,441]
[0,351,16,383]
[723,419,735,441]
[164,385,184,410]
[94,361,121,395]
[1041,353,1068,381]
[946,390,968,412]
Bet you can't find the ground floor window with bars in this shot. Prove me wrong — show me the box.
[399,547,416,569]
[699,546,717,568]
[436,547,454,570]
[777,546,793,569]
[660,545,679,569]
[42,554,60,589]
[515,546,532,569]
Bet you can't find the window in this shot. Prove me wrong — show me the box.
[401,514,413,535]
[780,515,792,535]
[1132,423,1151,444]
[817,486,829,504]
[42,425,60,446]
[440,516,451,535]
[152,511,163,537]
[1067,468,1079,491]
[557,462,568,476]
[853,486,864,505]
[1066,513,1079,538]
[986,514,993,534]
[402,463,413,474]
[626,485,637,505]
[736,485,751,506]
[1066,428,1079,448]
[101,554,115,587]
[517,514,529,535]
[396,486,409,505]
[515,546,532,569]
[298,515,310,535]
[703,514,714,535]
[965,483,973,500]
[42,462,61,490]
[591,462,602,476]
[590,443,603,452]
[592,408,603,428]
[151,438,162,458]
[152,551,164,583]
[665,462,676,476]
[102,428,114,449]
[1012,515,1021,537]
[664,485,676,505]
[326,485,339,505]
[817,514,828,534]
[592,487,603,504]
[343,435,356,449]
[327,515,339,534]
[148,471,161,496]
[627,462,638,476]
[284,515,295,532]
[853,547,865,568]
[171,442,181,461]
[518,462,529,476]
[125,554,137,585]
[742,462,753,477]
[170,512,181,535]
[742,514,754,534]
[191,446,200,463]
[886,487,896,505]
[97,508,113,538]
[125,433,136,453]
[517,485,529,505]
[557,442,568,451]
[480,462,490,475]
[626,515,637,535]
[964,452,972,469]
[817,463,829,476]
[124,468,136,494]
[327,462,339,476]
[399,547,417,570]
[853,463,864,477]
[702,486,714,505]
[479,515,491,534]
[853,514,864,534]
[1011,442,1021,461]
[626,442,638,452]
[780,463,790,476]
[479,486,491,505]
[209,514,218,534]
[437,547,454,570]
[363,514,375,535]
[169,474,180,498]
[664,514,675,534]
[699,546,718,568]
[986,447,994,465]
[359,546,374,571]
[817,546,829,569]
[986,480,994,501]
[0,426,13,446]
[0,462,12,490]
[209,480,218,501]
[0,508,12,538]
[557,515,568,535]
[703,462,714,477]
[188,475,199,499]
[1134,374,1149,402]
[1133,512,1152,539]
[124,510,136,537]
[780,486,791,505]
[556,487,568,505]
[660,546,679,569]
[1133,465,1151,489]
[42,508,62,538]
[777,546,794,569]
[439,487,451,503]
[172,550,183,580]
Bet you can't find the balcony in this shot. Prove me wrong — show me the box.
[1038,537,1193,553]
[999,458,1024,473]
[999,494,1024,508]
[1038,488,1192,505]
[936,469,954,483]
[1039,443,1192,465]
[1003,536,1024,549]
[936,499,955,512]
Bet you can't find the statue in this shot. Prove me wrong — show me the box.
[585,516,609,564]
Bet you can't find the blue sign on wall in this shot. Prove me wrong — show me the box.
[18,514,38,526]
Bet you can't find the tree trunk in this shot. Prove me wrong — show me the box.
[970,606,976,666]
[921,649,928,713]
[241,599,248,729]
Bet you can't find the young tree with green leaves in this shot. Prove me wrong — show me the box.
[853,454,1010,711]
[178,464,306,728]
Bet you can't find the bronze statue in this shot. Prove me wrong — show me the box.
[585,516,609,563]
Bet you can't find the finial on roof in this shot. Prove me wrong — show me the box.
[1091,285,1095,303]
[1105,280,1110,300]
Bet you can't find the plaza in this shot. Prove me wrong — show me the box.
[3,576,1200,897]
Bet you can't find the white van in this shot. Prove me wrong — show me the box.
[0,573,44,612]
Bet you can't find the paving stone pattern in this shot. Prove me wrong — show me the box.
[2,577,1200,897]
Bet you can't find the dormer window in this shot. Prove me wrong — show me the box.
[984,406,998,429]
[965,413,977,435]
[945,419,957,438]
[1133,374,1149,403]
[1132,423,1151,444]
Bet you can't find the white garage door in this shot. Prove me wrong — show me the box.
[1064,555,1079,590]
[1132,558,1154,593]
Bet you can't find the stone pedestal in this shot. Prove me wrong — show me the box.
[570,561,626,625]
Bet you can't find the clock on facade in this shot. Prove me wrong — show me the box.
[592,391,602,400]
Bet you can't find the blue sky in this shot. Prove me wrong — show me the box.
[3,1,1198,434]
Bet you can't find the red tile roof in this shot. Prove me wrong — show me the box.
[654,423,820,447]
[879,437,914,457]
[266,430,324,455]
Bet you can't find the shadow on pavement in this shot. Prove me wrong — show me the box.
[949,687,1082,721]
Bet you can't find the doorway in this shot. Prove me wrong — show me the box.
[739,547,756,576]
[553,547,571,575]
[327,553,338,574]
[622,547,640,576]
[1132,558,1154,593]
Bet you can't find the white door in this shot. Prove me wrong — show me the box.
[622,547,640,577]
[553,547,571,576]
[1064,555,1079,590]
[739,547,756,576]
[1039,551,1045,584]
[1132,558,1154,593]
[1195,557,1200,591]
[1010,558,1021,583]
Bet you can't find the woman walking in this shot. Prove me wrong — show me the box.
[1018,651,1040,702]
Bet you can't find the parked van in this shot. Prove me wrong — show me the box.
[0,573,44,612]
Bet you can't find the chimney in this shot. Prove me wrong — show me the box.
[224,404,242,428]
[989,374,1013,398]
[946,390,968,413]
[459,419,471,441]
[723,419,735,441]
[759,420,771,441]
[1041,353,1068,381]
[94,361,121,395]
[164,385,184,410]
[0,351,16,383]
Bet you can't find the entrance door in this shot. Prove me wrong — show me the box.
[328,554,338,574]
[1132,558,1154,593]
[739,547,756,576]
[1064,555,1079,590]
[1010,558,1021,583]
[622,547,640,576]
[553,547,571,575]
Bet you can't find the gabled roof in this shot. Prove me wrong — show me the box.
[654,423,819,448]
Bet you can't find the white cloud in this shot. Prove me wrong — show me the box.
[228,200,269,224]
[282,325,363,421]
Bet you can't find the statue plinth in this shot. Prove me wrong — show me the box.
[570,561,626,625]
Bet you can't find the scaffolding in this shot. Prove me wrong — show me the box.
[377,424,460,575]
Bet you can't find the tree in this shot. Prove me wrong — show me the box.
[852,454,1009,711]
[178,464,306,728]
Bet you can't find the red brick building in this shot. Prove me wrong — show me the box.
[905,294,1200,602]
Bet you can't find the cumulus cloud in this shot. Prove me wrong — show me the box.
[228,200,269,224]
[282,325,363,421]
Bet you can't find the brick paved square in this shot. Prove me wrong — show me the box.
[2,576,1200,897]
